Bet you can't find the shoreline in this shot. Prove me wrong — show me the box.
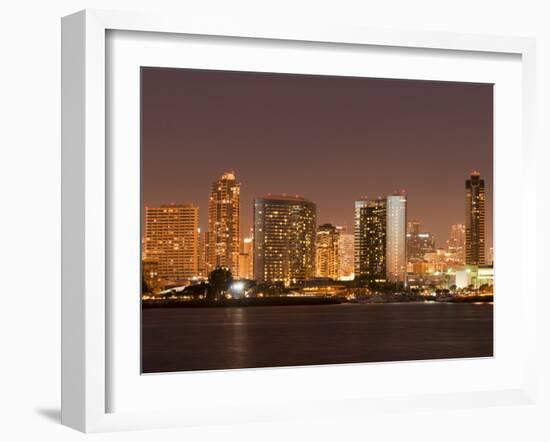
[141,295,493,309]
[142,296,342,308]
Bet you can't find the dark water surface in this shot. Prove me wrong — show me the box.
[141,302,493,373]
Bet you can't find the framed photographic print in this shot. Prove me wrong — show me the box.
[140,68,494,374]
[61,9,537,432]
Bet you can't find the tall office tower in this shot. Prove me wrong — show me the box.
[406,219,435,263]
[465,171,486,265]
[253,195,316,286]
[144,204,199,283]
[354,198,387,282]
[207,171,241,275]
[238,235,254,279]
[447,223,466,264]
[336,226,355,280]
[315,224,340,279]
[203,231,211,275]
[197,229,207,277]
[386,194,408,283]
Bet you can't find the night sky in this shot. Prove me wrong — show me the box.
[141,67,493,249]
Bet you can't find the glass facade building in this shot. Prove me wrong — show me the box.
[354,198,387,282]
[447,223,466,264]
[237,236,254,280]
[336,227,355,280]
[315,223,340,280]
[465,171,486,266]
[406,219,435,263]
[207,172,241,275]
[253,195,316,286]
[386,194,408,283]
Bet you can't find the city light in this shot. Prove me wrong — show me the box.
[231,281,245,293]
[142,171,491,303]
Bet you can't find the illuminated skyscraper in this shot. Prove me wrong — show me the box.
[197,229,208,277]
[465,171,486,265]
[354,198,386,282]
[447,223,466,264]
[386,194,408,283]
[144,204,199,283]
[406,219,435,263]
[315,224,340,280]
[336,226,355,280]
[238,235,254,279]
[207,171,241,275]
[253,195,316,286]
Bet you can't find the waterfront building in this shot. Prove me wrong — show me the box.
[207,171,241,275]
[465,171,486,265]
[406,219,435,263]
[354,198,387,282]
[143,203,199,283]
[315,223,340,280]
[407,272,452,291]
[297,279,348,297]
[455,265,494,289]
[336,226,355,280]
[447,223,466,264]
[197,228,207,277]
[238,235,254,279]
[253,195,316,286]
[386,194,408,283]
[142,257,161,292]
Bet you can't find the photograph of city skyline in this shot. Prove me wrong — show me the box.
[141,67,493,373]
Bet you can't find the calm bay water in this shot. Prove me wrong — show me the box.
[141,302,493,373]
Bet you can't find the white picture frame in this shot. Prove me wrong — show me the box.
[61,9,537,433]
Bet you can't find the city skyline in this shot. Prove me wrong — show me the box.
[141,68,493,250]
[143,172,484,286]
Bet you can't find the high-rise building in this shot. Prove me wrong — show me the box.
[406,219,435,263]
[386,194,408,283]
[207,171,241,275]
[354,198,387,282]
[465,171,486,265]
[238,235,254,279]
[447,223,466,264]
[336,226,354,280]
[407,220,421,236]
[253,195,316,286]
[144,204,199,283]
[315,224,340,280]
[197,229,208,277]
